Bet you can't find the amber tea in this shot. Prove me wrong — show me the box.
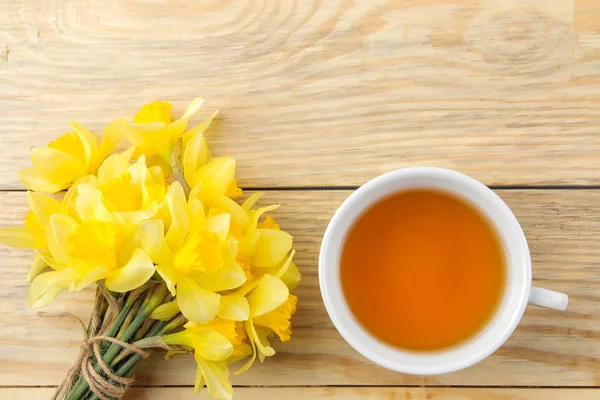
[340,189,506,351]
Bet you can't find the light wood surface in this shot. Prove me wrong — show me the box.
[2,387,599,400]
[1,190,600,389]
[2,0,600,189]
[2,0,600,399]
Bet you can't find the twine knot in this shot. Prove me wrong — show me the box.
[77,334,149,400]
[52,284,153,400]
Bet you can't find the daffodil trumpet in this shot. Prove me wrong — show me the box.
[0,98,301,400]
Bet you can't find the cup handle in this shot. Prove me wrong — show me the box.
[528,287,568,311]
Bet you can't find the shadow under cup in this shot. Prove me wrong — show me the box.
[319,167,531,375]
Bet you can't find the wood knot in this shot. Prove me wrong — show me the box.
[466,7,577,76]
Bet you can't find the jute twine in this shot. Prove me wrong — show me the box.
[51,286,150,400]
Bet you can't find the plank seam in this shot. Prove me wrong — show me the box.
[1,385,599,389]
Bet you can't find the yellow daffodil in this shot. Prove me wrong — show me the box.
[125,98,206,167]
[249,214,301,290]
[236,273,292,373]
[254,294,297,342]
[139,182,247,323]
[233,193,294,273]
[0,97,302,400]
[91,155,166,225]
[0,192,65,284]
[19,119,125,193]
[163,318,245,400]
[0,191,60,250]
[29,195,155,308]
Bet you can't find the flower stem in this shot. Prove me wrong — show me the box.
[85,320,169,400]
[65,284,167,400]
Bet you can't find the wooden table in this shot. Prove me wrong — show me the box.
[2,0,600,399]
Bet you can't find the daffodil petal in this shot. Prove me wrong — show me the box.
[247,274,289,317]
[192,157,236,199]
[19,168,68,193]
[36,251,65,271]
[75,184,115,223]
[237,232,259,259]
[134,100,172,124]
[29,269,78,309]
[183,131,210,187]
[45,214,78,265]
[227,342,252,364]
[114,208,158,228]
[255,325,273,362]
[250,229,293,268]
[246,319,275,357]
[167,118,188,142]
[177,277,220,323]
[235,340,257,375]
[75,266,110,291]
[213,196,250,230]
[165,182,189,250]
[101,118,126,156]
[30,147,87,184]
[97,154,131,183]
[124,121,167,150]
[194,260,246,292]
[27,192,61,227]
[185,109,218,139]
[280,260,301,290]
[194,357,233,400]
[194,331,233,361]
[182,97,205,120]
[194,365,206,395]
[187,199,206,232]
[253,250,299,288]
[149,165,165,185]
[248,205,280,232]
[276,250,295,278]
[61,175,97,215]
[218,295,250,321]
[29,272,65,309]
[0,226,39,248]
[242,192,264,211]
[27,253,48,283]
[105,248,155,292]
[206,213,230,242]
[150,300,180,321]
[139,219,172,265]
[156,264,180,296]
[128,155,150,184]
[69,120,101,168]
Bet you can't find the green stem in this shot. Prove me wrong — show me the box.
[85,321,169,400]
[133,317,156,342]
[65,297,133,400]
[116,296,143,338]
[66,284,166,400]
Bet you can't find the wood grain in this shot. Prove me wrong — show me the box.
[2,387,599,400]
[2,0,600,189]
[1,190,600,387]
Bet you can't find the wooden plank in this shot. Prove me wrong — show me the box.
[1,190,600,387]
[2,1,600,188]
[2,387,600,400]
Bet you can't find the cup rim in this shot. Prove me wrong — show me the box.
[318,167,532,375]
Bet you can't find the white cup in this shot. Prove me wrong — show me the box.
[319,167,568,375]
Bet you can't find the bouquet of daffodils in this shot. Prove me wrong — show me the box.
[0,99,300,400]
